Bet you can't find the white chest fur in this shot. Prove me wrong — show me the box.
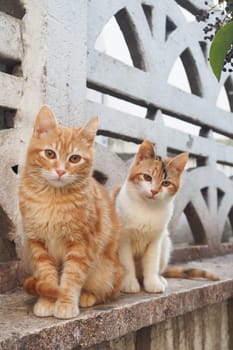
[116,183,174,255]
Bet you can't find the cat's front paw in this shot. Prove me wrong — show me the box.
[33,297,55,317]
[159,276,168,288]
[144,276,166,293]
[54,299,79,319]
[121,277,140,293]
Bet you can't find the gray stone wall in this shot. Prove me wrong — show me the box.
[0,0,88,260]
[85,302,231,350]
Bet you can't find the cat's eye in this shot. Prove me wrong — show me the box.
[162,180,171,187]
[69,154,81,164]
[45,149,56,159]
[143,174,152,182]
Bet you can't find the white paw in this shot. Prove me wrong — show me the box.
[121,277,140,293]
[54,299,79,319]
[33,297,55,317]
[144,276,166,293]
[159,276,168,288]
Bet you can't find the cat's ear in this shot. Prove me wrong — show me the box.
[79,116,99,146]
[33,105,57,138]
[135,140,156,163]
[167,153,189,173]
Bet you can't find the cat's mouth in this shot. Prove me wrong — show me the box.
[146,193,159,200]
[48,176,69,188]
[150,196,159,200]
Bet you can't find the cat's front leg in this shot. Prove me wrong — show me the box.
[119,239,140,293]
[159,234,172,273]
[25,240,59,297]
[33,297,55,317]
[158,234,171,289]
[142,238,166,293]
[54,246,91,319]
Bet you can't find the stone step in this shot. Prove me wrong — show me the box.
[0,255,233,350]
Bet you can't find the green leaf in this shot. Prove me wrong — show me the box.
[209,21,233,81]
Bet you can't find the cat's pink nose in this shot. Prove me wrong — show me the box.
[151,189,158,196]
[56,169,66,177]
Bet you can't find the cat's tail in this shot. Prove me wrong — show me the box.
[23,276,60,298]
[163,265,219,281]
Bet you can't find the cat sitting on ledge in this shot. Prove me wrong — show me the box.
[19,105,124,319]
[114,140,219,294]
[19,106,219,320]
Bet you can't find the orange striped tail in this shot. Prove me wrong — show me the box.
[23,276,60,298]
[163,265,219,281]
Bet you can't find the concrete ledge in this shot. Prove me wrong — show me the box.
[0,260,23,293]
[0,255,233,350]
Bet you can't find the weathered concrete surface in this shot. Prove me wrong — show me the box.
[150,302,230,350]
[88,302,230,350]
[0,12,22,62]
[85,302,231,350]
[0,261,23,293]
[0,255,232,349]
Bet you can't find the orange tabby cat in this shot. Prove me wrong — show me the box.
[19,105,124,319]
[114,140,218,294]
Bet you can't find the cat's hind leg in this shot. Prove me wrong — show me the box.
[79,290,98,308]
[82,256,124,306]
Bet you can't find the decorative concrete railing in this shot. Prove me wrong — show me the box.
[86,0,233,261]
[1,0,233,270]
[0,0,88,273]
[0,1,233,349]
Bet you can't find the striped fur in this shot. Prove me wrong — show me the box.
[163,265,219,281]
[19,105,124,319]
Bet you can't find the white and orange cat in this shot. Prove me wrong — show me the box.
[114,140,218,294]
[19,105,124,319]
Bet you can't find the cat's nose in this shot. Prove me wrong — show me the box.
[56,169,66,177]
[151,189,158,197]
